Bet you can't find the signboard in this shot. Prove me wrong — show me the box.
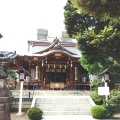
[98,87,109,95]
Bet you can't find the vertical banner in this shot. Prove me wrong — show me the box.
[35,66,38,80]
[31,69,36,80]
[75,67,78,80]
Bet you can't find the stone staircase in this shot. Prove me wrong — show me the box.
[30,90,95,116]
[10,97,32,112]
[10,90,91,97]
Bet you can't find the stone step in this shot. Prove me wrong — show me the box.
[35,97,90,104]
[37,104,91,107]
[10,90,95,116]
[10,90,90,97]
[38,107,91,111]
[36,100,90,104]
[12,101,32,104]
[36,100,89,103]
[42,111,91,115]
[33,96,92,115]
[10,97,32,110]
[36,98,89,101]
[12,104,31,108]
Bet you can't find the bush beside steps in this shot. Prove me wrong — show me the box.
[27,107,43,120]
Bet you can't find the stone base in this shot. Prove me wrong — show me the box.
[16,112,23,116]
[0,111,5,120]
[0,79,7,89]
[0,89,9,97]
[0,97,11,120]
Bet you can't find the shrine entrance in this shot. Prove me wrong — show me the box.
[44,68,66,83]
[44,68,66,90]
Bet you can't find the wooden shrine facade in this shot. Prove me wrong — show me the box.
[5,39,90,90]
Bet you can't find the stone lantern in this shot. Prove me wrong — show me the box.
[0,62,11,120]
[0,51,16,120]
[18,67,25,81]
[100,68,110,104]
[101,68,110,83]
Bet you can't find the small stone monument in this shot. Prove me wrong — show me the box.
[0,51,16,120]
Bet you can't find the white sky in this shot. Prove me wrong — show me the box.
[0,0,67,54]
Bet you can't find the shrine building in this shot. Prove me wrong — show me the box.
[0,30,90,90]
[7,38,90,90]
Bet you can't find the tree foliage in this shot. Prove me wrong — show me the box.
[71,0,120,19]
[64,0,120,87]
[77,18,120,64]
[7,70,17,80]
[64,0,107,38]
[64,0,120,64]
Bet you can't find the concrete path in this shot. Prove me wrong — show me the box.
[11,113,119,120]
[11,113,97,120]
[42,115,97,120]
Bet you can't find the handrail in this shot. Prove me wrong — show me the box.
[31,96,36,108]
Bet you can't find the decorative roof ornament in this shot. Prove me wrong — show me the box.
[53,37,59,42]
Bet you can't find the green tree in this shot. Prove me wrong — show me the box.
[7,70,17,80]
[7,70,17,88]
[64,0,120,65]
[64,0,120,89]
[71,0,120,18]
[64,0,107,38]
[64,0,109,73]
[78,19,120,64]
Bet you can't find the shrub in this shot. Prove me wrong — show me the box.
[91,105,105,119]
[104,104,114,118]
[91,79,101,91]
[105,94,120,118]
[90,91,103,105]
[110,89,120,96]
[27,107,43,120]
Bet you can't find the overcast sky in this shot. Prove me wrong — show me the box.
[0,0,67,54]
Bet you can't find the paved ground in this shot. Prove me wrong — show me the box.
[11,113,96,120]
[11,112,120,120]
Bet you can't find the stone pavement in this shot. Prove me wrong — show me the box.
[11,112,120,120]
[11,113,97,120]
[42,115,97,120]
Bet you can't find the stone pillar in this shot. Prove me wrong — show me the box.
[0,62,11,120]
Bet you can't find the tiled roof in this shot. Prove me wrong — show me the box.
[0,51,17,59]
[27,39,81,57]
[23,49,80,58]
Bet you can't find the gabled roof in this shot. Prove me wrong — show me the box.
[22,49,80,59]
[28,39,82,57]
[35,38,77,55]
